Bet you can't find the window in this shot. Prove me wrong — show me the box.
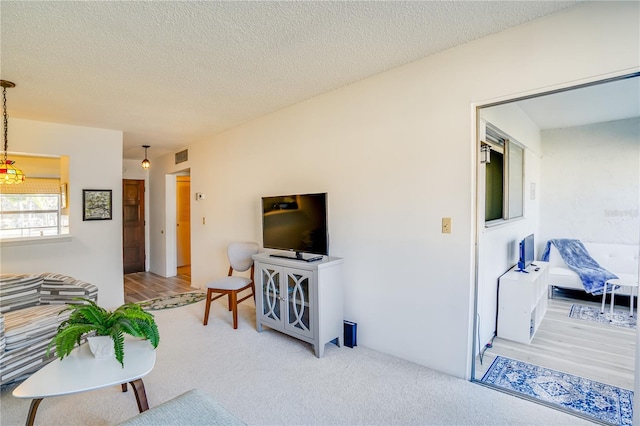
[0,194,62,238]
[0,175,69,239]
[483,123,524,223]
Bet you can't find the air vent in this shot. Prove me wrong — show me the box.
[175,149,188,164]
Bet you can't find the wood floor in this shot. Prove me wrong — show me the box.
[124,265,193,303]
[474,292,636,390]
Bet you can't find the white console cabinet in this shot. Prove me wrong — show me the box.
[252,253,344,357]
[497,261,549,344]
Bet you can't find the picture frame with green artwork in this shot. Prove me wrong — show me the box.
[83,189,112,221]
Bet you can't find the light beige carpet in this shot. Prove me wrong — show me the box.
[0,298,592,425]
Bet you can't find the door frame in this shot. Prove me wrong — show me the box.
[470,71,640,422]
[163,169,191,278]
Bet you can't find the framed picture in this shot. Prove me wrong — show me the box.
[60,183,68,209]
[83,189,112,221]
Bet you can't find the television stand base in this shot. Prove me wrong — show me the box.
[269,254,324,262]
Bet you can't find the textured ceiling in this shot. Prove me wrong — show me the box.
[1,1,582,159]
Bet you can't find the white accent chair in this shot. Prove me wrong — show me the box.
[203,242,259,329]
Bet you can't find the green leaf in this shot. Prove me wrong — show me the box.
[111,330,125,367]
[50,300,159,366]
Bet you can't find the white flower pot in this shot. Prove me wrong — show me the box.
[87,335,115,359]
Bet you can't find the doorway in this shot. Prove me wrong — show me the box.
[123,179,145,273]
[472,74,640,412]
[176,175,191,275]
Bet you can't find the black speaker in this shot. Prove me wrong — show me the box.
[343,320,357,348]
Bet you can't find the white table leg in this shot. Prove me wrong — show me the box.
[609,286,616,322]
[630,285,634,318]
[601,284,608,314]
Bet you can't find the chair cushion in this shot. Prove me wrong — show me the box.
[206,276,252,291]
[227,242,259,272]
[0,275,43,314]
[3,305,71,352]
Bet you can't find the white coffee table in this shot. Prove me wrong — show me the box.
[13,338,156,426]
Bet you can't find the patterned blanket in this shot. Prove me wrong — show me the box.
[541,238,617,295]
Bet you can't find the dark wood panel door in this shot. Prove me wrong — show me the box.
[123,179,145,274]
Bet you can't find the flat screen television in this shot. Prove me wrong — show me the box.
[261,192,328,261]
[517,233,535,272]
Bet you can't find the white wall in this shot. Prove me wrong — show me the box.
[539,118,640,247]
[147,151,191,277]
[476,103,543,350]
[1,118,124,308]
[148,2,640,379]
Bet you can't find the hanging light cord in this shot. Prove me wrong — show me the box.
[2,85,8,163]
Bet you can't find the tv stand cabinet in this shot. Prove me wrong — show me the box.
[497,261,549,344]
[252,253,344,357]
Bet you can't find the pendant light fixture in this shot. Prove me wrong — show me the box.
[0,80,25,184]
[141,145,151,169]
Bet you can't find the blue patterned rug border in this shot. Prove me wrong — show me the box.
[481,356,633,425]
[569,304,636,329]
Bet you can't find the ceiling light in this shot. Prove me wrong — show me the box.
[0,80,25,185]
[141,145,150,169]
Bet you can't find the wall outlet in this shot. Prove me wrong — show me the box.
[442,217,452,234]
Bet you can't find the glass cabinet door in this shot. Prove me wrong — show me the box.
[261,266,281,322]
[284,269,313,338]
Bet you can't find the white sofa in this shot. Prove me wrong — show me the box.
[546,242,639,297]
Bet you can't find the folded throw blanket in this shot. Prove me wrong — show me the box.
[541,239,618,295]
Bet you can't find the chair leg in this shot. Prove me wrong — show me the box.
[203,289,212,325]
[231,291,238,329]
[228,293,233,311]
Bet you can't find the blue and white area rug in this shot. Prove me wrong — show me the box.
[481,356,633,425]
[569,304,636,329]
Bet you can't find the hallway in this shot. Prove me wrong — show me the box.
[124,266,192,303]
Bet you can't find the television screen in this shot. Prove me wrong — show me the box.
[262,193,328,258]
[517,234,535,271]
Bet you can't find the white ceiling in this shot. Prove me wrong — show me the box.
[513,76,640,130]
[2,0,614,161]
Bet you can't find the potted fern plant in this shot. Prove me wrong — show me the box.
[48,298,160,367]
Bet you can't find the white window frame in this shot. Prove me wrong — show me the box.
[0,193,63,239]
[483,122,524,225]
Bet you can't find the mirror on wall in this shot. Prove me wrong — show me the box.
[472,75,640,411]
[0,154,70,239]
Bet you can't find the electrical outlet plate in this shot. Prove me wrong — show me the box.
[442,217,451,234]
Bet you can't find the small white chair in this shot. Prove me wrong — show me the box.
[203,242,259,329]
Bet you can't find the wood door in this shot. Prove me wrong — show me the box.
[123,179,145,274]
[176,176,191,267]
